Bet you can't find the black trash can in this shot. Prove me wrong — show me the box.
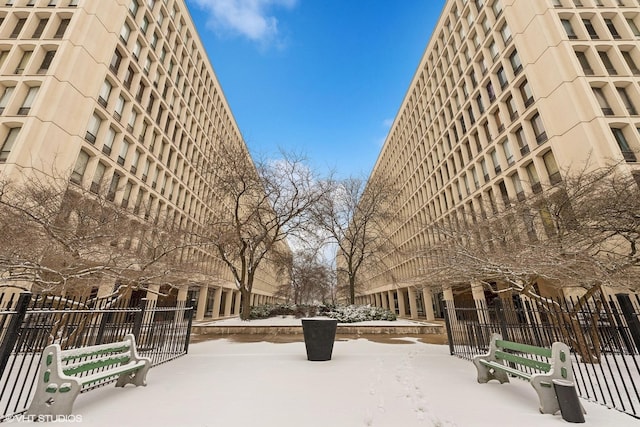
[301,318,338,361]
[553,379,585,423]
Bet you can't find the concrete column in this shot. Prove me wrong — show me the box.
[224,289,234,317]
[196,285,208,321]
[233,291,242,316]
[471,281,489,324]
[387,290,396,314]
[443,285,456,327]
[422,288,435,321]
[177,285,188,307]
[407,287,419,319]
[381,292,388,309]
[212,287,222,318]
[97,282,114,300]
[397,288,407,317]
[250,293,255,306]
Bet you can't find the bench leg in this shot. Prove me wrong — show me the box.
[27,383,81,417]
[531,376,560,415]
[473,357,510,384]
[116,363,150,387]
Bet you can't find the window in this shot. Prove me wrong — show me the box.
[496,67,508,89]
[593,87,613,115]
[32,18,48,38]
[612,128,637,162]
[15,50,32,74]
[85,112,101,143]
[0,127,20,162]
[575,51,593,75]
[17,86,38,115]
[605,19,620,39]
[10,18,26,38]
[486,81,495,102]
[617,87,637,115]
[500,23,512,44]
[476,94,485,114]
[132,39,141,60]
[530,113,547,143]
[506,95,518,120]
[626,18,640,38]
[509,50,522,75]
[54,18,70,38]
[561,19,577,39]
[501,139,514,165]
[598,51,616,75]
[128,109,138,132]
[122,181,133,208]
[488,40,499,60]
[123,66,134,88]
[118,140,130,166]
[141,16,149,34]
[38,50,56,73]
[491,0,502,18]
[510,172,524,200]
[526,162,541,193]
[131,150,140,174]
[490,149,501,173]
[107,172,121,201]
[583,19,599,39]
[519,80,534,107]
[120,22,131,43]
[542,151,561,184]
[515,126,529,155]
[70,149,90,184]
[114,95,125,120]
[129,0,139,16]
[98,80,112,107]
[622,51,640,75]
[110,50,122,73]
[103,127,116,155]
[0,86,15,114]
[90,162,106,193]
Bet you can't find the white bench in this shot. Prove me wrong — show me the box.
[27,334,150,417]
[473,333,579,415]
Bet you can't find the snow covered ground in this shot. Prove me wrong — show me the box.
[195,315,438,327]
[15,336,639,426]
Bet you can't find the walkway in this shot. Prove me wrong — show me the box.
[29,331,639,426]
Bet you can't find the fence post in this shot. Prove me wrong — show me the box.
[441,299,455,355]
[494,298,510,341]
[0,292,31,379]
[615,293,640,354]
[132,298,148,342]
[184,299,196,354]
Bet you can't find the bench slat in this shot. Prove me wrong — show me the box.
[78,361,146,387]
[480,360,532,380]
[495,350,551,372]
[63,355,131,376]
[495,340,552,358]
[61,344,130,362]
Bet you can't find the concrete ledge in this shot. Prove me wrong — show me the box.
[192,324,444,335]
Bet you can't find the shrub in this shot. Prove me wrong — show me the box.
[248,303,396,322]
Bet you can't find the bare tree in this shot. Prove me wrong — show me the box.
[0,172,188,301]
[193,139,328,319]
[418,164,640,362]
[283,248,334,304]
[313,175,398,304]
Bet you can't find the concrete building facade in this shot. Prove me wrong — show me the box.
[0,0,282,318]
[357,0,640,318]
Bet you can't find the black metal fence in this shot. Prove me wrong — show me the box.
[443,291,640,419]
[0,292,194,421]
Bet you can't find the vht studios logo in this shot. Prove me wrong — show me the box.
[5,414,83,423]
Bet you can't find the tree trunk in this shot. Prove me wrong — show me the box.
[240,287,252,320]
[349,276,355,305]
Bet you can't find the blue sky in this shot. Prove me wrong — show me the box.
[185,0,446,178]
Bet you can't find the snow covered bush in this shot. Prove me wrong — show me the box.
[249,304,396,322]
[323,305,397,323]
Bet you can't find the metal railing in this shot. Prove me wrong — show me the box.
[443,291,640,419]
[0,292,194,421]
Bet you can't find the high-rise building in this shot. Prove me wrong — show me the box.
[357,0,640,319]
[0,0,283,318]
